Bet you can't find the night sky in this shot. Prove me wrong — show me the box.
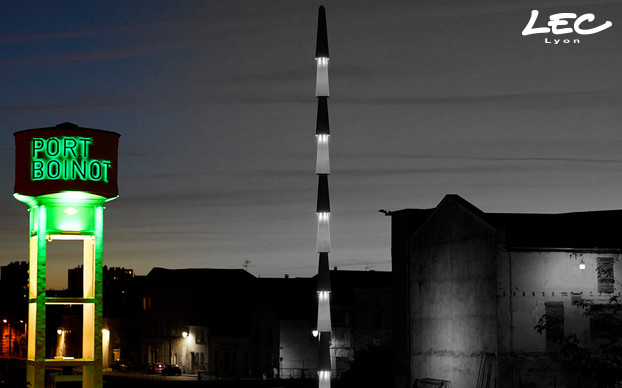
[1,1,621,289]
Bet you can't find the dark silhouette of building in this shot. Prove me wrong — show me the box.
[390,194,622,388]
[0,261,28,358]
[255,276,316,379]
[139,268,258,376]
[1,258,393,379]
[69,265,139,316]
[61,265,142,367]
[256,270,392,379]
[134,267,392,380]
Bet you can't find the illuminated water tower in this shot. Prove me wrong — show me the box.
[14,122,120,388]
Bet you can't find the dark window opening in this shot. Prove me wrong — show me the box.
[545,301,564,353]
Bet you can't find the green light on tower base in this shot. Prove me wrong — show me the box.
[14,191,115,235]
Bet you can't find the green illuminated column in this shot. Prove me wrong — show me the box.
[19,193,109,388]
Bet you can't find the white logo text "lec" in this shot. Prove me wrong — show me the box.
[522,10,612,36]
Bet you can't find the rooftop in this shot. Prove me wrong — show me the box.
[389,194,622,251]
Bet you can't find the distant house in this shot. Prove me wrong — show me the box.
[140,268,257,376]
[329,270,392,375]
[68,265,142,368]
[390,194,622,388]
[257,270,392,379]
[0,261,28,358]
[255,276,317,379]
[4,257,393,378]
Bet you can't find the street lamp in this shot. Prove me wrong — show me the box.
[2,319,10,357]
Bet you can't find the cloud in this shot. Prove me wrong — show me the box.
[402,154,622,164]
[338,89,622,108]
[0,40,191,67]
[0,20,177,44]
[117,185,312,208]
[0,102,163,111]
[336,158,622,177]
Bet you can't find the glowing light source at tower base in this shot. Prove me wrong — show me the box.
[15,192,109,235]
[317,291,331,331]
[318,371,331,388]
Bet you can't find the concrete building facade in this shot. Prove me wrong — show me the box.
[391,195,621,388]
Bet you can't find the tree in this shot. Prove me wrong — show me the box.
[535,294,622,387]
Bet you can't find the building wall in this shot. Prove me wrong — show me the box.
[330,285,392,376]
[408,199,498,388]
[279,320,317,378]
[351,286,392,350]
[497,250,621,387]
[0,261,28,357]
[273,272,393,380]
[391,210,431,388]
[208,336,250,377]
[167,325,207,373]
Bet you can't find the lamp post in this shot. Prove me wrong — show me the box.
[168,323,173,365]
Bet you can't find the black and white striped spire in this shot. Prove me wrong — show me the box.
[314,5,332,388]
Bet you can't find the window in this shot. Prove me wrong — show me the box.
[196,329,205,344]
[372,312,383,328]
[590,303,622,347]
[597,257,614,294]
[332,310,344,326]
[545,301,564,353]
[142,296,151,311]
[571,292,582,306]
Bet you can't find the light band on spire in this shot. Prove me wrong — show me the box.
[316,135,330,174]
[317,213,331,253]
[317,291,332,331]
[315,58,330,97]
